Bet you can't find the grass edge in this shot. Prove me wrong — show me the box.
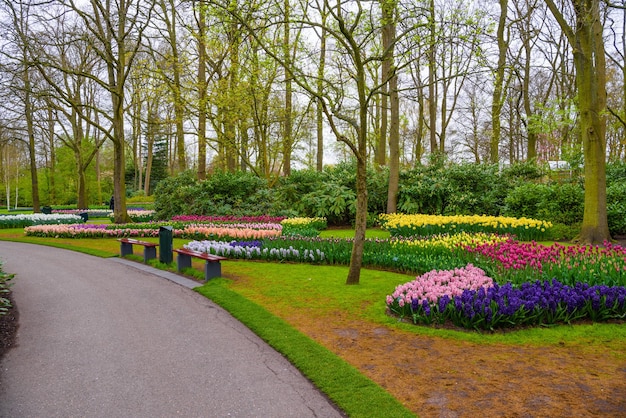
[195,281,416,418]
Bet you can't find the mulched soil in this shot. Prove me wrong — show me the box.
[0,291,18,362]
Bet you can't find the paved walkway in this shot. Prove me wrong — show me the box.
[0,242,343,417]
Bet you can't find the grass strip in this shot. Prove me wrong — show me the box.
[195,280,415,418]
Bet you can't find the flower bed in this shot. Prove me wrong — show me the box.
[465,240,626,287]
[53,209,112,218]
[109,209,155,223]
[281,217,327,237]
[379,213,552,241]
[185,240,326,263]
[24,222,282,241]
[179,224,282,240]
[387,268,626,330]
[172,215,286,223]
[0,213,83,228]
[24,223,160,238]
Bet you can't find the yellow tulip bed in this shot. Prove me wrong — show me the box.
[379,213,552,241]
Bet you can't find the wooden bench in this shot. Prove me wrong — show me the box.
[118,238,158,263]
[173,248,227,281]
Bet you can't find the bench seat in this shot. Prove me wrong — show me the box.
[118,238,158,263]
[173,248,227,281]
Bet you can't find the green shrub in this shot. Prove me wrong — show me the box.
[607,182,626,236]
[0,264,13,316]
[300,183,355,225]
[606,161,626,185]
[274,169,326,214]
[153,171,199,220]
[537,182,584,225]
[503,183,550,219]
[444,163,503,216]
[397,163,453,215]
[546,222,580,241]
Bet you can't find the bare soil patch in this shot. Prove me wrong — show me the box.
[0,292,18,362]
[289,309,626,417]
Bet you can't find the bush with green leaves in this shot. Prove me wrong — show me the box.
[150,161,625,232]
[323,161,389,216]
[538,182,584,225]
[607,182,626,236]
[503,182,583,226]
[153,171,199,220]
[300,183,356,225]
[397,159,514,217]
[154,170,282,219]
[443,163,504,215]
[0,263,13,316]
[273,169,327,214]
[502,183,550,220]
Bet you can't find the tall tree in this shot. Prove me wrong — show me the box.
[30,13,108,208]
[490,0,509,163]
[606,0,626,157]
[0,0,41,211]
[382,0,400,213]
[282,0,294,175]
[544,0,610,243]
[316,3,328,171]
[151,0,188,173]
[194,1,209,179]
[427,0,438,154]
[59,0,155,223]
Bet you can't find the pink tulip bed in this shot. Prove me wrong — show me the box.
[24,221,282,241]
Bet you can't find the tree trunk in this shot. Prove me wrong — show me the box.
[387,71,399,213]
[316,8,327,172]
[382,0,399,213]
[574,3,609,243]
[378,69,388,167]
[545,0,609,243]
[197,5,208,180]
[46,106,56,204]
[427,0,437,154]
[168,1,187,173]
[490,0,508,164]
[347,155,368,285]
[23,66,40,212]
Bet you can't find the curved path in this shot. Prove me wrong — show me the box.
[0,242,343,418]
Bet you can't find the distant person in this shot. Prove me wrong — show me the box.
[109,195,114,210]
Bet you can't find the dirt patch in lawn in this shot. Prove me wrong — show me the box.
[228,268,626,417]
[293,311,626,417]
[279,306,626,417]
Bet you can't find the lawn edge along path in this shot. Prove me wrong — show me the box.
[195,281,415,418]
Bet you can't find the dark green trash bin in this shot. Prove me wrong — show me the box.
[79,212,89,222]
[159,226,173,264]
[42,206,52,214]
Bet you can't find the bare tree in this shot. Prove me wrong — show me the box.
[51,0,155,223]
[29,10,110,208]
[149,0,189,173]
[0,0,42,211]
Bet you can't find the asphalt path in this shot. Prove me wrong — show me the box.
[0,242,344,418]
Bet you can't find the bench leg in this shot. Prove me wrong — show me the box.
[204,261,222,281]
[143,247,157,263]
[120,242,133,257]
[176,253,192,272]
